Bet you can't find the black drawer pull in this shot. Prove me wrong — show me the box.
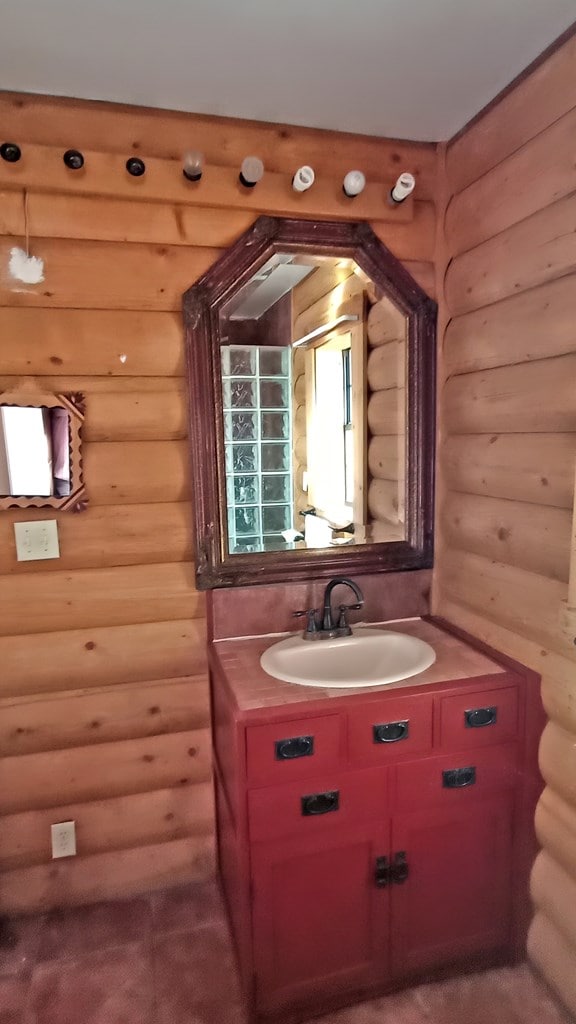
[443,766,476,789]
[301,790,339,816]
[275,735,314,760]
[373,720,409,744]
[465,706,497,729]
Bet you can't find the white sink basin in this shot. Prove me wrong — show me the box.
[260,627,436,688]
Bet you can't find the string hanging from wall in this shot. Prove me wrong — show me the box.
[8,190,45,285]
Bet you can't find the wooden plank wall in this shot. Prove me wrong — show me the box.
[433,32,576,1014]
[0,91,438,913]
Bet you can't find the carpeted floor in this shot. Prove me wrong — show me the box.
[0,879,571,1024]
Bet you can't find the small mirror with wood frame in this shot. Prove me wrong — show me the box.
[183,216,436,589]
[0,379,87,512]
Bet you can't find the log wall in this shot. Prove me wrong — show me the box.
[0,91,437,912]
[366,298,407,542]
[433,31,576,1014]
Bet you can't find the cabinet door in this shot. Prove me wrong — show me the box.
[390,795,514,979]
[251,825,390,1016]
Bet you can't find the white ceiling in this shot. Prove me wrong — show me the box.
[1,0,575,141]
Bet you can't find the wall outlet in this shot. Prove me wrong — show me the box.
[51,820,76,859]
[14,520,60,561]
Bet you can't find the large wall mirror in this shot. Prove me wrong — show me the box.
[0,380,87,512]
[183,217,435,589]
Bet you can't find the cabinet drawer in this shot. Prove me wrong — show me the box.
[395,745,518,809]
[348,695,433,765]
[248,767,388,842]
[246,714,342,786]
[438,685,519,750]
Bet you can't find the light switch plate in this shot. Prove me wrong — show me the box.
[51,821,76,859]
[14,520,60,561]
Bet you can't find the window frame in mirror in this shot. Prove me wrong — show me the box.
[0,379,87,512]
[183,216,435,590]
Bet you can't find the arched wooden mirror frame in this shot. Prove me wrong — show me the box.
[183,216,436,590]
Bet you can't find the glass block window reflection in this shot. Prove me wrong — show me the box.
[222,345,292,553]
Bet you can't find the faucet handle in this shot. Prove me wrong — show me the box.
[293,609,319,635]
[336,603,361,633]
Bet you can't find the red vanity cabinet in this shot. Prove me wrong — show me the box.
[210,623,543,1024]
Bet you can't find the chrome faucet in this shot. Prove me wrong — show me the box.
[294,577,364,641]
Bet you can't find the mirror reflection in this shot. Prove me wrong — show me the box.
[219,253,407,555]
[0,405,71,498]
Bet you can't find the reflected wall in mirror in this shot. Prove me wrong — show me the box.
[184,217,435,589]
[0,380,87,512]
[220,255,407,554]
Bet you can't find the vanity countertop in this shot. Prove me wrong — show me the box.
[210,618,507,714]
